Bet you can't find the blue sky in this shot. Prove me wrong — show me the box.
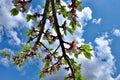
[0,0,120,80]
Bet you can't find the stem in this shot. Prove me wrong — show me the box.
[35,0,50,45]
[40,42,52,54]
[50,0,75,79]
[72,0,76,7]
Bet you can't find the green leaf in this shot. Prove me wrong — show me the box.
[38,71,44,78]
[1,50,8,56]
[64,77,69,80]
[53,52,58,56]
[70,21,76,30]
[10,8,19,16]
[17,52,22,55]
[76,1,82,11]
[70,58,75,64]
[26,14,33,22]
[68,28,74,35]
[62,58,68,65]
[25,30,33,36]
[52,24,56,32]
[74,53,79,58]
[75,71,82,80]
[81,45,92,59]
[63,20,67,25]
[22,44,31,52]
[77,22,81,27]
[48,39,53,45]
[38,54,42,58]
[64,30,67,35]
[19,63,23,67]
[83,52,92,59]
[60,6,68,18]
[44,61,50,69]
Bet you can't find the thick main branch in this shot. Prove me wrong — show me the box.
[50,0,75,79]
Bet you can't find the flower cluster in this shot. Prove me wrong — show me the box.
[43,53,52,62]
[27,27,39,43]
[12,0,30,12]
[43,29,58,43]
[66,41,79,54]
[68,4,77,24]
[48,15,54,25]
[41,53,62,75]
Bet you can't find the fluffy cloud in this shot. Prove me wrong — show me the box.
[0,0,32,45]
[7,30,21,45]
[92,18,102,24]
[81,34,115,80]
[115,74,120,80]
[77,7,92,26]
[0,25,4,42]
[0,58,9,67]
[113,29,120,37]
[0,48,14,67]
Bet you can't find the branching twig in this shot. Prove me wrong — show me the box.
[50,0,75,79]
[53,44,60,54]
[35,0,50,45]
[40,42,52,54]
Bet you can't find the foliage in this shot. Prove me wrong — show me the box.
[1,0,93,80]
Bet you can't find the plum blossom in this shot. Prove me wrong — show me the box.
[12,0,30,12]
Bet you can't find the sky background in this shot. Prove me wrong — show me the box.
[0,0,120,80]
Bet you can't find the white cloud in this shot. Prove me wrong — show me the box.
[77,7,92,26]
[0,48,15,67]
[113,29,120,37]
[0,0,32,45]
[81,34,115,80]
[115,74,120,80]
[7,30,21,45]
[2,48,15,56]
[0,25,4,42]
[92,18,101,24]
[0,58,9,67]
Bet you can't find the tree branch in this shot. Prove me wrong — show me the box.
[35,0,50,46]
[50,0,75,79]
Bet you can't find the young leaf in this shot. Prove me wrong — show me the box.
[22,44,31,52]
[83,52,92,59]
[76,1,82,11]
[38,54,42,58]
[60,6,68,18]
[26,14,33,22]
[10,8,19,16]
[62,58,68,65]
[44,61,50,69]
[74,53,79,58]
[38,71,44,78]
[25,30,33,36]
[64,77,69,80]
[81,45,92,59]
[53,51,58,56]
[1,50,8,56]
[70,21,76,30]
[68,28,74,35]
[64,30,67,36]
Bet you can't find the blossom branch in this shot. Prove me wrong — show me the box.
[50,0,75,79]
